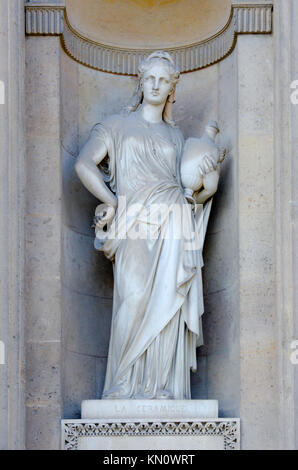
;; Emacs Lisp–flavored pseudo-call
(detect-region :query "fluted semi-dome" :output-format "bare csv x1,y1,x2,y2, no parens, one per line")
65,0,232,49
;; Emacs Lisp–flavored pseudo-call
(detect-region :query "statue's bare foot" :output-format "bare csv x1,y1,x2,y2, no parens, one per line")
156,389,173,399
133,392,154,399
102,385,129,399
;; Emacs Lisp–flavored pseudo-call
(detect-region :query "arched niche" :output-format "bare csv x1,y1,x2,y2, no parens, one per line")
59,0,237,418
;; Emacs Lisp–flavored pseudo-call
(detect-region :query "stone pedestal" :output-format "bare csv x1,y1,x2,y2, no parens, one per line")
81,399,219,420
61,400,240,450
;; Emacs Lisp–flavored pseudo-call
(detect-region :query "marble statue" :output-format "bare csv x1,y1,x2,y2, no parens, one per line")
75,51,225,400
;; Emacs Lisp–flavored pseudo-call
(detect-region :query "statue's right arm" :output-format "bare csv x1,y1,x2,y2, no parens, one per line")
75,133,117,208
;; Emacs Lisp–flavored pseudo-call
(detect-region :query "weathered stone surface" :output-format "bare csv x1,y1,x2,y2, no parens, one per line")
26,214,61,279
62,147,98,236
62,286,112,357
26,342,61,407
62,226,113,298
77,65,136,147
60,50,79,158
26,277,61,343
238,35,277,450
0,0,26,450
26,405,61,450
62,348,97,419
175,65,219,139
26,136,61,215
25,35,63,451
273,0,298,450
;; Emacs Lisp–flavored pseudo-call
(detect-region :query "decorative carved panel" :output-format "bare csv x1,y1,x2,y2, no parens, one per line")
62,419,241,450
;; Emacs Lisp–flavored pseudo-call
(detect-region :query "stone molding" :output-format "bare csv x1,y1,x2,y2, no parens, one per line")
25,4,64,35
234,4,273,33
61,419,240,450
25,2,273,74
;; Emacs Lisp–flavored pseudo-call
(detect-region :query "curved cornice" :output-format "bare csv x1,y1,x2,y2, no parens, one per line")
25,3,273,75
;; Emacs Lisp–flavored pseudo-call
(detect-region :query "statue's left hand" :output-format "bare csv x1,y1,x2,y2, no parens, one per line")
201,154,218,175
218,147,227,163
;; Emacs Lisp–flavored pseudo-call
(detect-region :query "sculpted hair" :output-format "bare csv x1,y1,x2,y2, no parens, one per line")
123,51,180,127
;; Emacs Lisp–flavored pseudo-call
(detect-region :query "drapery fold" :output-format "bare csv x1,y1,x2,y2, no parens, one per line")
88,112,209,399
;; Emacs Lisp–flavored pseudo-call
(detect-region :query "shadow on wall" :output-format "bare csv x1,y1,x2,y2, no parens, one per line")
61,51,114,419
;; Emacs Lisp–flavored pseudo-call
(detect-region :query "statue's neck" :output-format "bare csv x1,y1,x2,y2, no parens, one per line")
140,102,164,124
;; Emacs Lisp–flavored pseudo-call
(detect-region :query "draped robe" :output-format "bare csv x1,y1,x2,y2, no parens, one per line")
88,111,210,399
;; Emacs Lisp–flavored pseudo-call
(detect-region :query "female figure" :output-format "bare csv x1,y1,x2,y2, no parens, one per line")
75,51,219,400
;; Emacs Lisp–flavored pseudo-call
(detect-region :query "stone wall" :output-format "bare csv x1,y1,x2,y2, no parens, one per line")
0,0,296,451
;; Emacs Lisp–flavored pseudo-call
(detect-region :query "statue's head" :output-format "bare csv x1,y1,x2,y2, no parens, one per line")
125,51,180,126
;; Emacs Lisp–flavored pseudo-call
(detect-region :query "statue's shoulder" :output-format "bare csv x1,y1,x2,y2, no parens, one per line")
174,125,184,141
92,113,124,135
168,123,184,149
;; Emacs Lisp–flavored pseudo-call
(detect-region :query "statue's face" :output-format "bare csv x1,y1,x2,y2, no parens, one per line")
142,62,173,106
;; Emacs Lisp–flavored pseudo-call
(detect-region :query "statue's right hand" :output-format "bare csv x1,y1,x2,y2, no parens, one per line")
93,203,116,229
